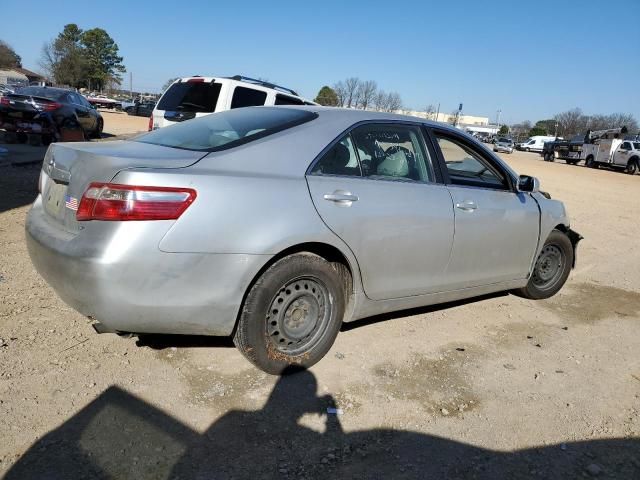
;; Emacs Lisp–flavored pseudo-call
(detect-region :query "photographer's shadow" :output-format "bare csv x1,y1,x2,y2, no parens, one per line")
5,369,639,479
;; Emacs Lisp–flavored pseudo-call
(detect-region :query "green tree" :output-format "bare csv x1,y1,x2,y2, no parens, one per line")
81,28,125,91
40,24,87,87
498,124,509,135
314,86,339,106
0,40,21,69
529,126,547,136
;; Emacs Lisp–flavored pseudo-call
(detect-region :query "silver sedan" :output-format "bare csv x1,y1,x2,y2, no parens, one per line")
494,138,515,154
26,107,581,374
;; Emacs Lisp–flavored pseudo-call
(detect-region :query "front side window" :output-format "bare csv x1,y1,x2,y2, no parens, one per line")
350,124,433,182
621,142,632,150
231,87,268,109
310,135,361,176
136,107,316,151
435,134,508,190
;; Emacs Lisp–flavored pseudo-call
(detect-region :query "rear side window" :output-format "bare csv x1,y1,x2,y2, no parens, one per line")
231,87,267,109
135,107,317,151
157,82,222,113
275,94,305,106
310,135,361,176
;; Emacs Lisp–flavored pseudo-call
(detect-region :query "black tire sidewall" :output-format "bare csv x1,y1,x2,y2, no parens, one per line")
234,254,345,374
521,230,573,300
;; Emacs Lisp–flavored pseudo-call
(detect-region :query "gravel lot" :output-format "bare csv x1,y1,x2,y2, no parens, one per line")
0,121,639,479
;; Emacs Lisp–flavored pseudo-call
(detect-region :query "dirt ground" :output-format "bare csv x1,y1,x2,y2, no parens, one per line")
0,125,639,479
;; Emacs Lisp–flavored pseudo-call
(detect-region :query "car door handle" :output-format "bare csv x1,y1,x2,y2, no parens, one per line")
455,200,477,211
324,192,359,203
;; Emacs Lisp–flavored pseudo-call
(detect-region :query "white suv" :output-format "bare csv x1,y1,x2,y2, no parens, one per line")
150,75,315,130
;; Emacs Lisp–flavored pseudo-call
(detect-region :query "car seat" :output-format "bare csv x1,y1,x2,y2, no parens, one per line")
376,150,409,178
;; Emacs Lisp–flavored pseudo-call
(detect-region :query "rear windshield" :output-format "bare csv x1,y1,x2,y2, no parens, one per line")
135,107,317,151
14,87,67,100
157,81,222,113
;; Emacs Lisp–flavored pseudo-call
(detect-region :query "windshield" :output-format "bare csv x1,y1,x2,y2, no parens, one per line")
157,81,222,113
135,107,317,151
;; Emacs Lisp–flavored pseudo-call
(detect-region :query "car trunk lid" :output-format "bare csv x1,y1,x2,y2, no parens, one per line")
41,140,207,233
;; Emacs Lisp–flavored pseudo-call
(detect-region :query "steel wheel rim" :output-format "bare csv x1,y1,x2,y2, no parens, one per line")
532,244,565,290
266,276,332,355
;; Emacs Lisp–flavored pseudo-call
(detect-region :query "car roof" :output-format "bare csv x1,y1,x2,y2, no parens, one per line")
191,106,519,181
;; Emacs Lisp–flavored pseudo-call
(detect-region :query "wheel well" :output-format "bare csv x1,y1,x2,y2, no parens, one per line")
628,156,639,165
232,242,356,335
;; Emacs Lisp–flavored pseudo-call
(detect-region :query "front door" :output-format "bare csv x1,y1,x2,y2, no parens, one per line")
431,130,540,289
306,123,455,300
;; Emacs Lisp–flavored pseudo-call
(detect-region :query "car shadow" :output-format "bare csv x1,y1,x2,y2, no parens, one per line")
5,369,639,480
0,159,40,214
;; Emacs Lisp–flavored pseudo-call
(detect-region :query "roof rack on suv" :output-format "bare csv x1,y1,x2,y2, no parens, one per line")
228,75,299,97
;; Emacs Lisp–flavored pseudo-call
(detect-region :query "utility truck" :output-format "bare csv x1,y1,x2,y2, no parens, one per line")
583,127,639,175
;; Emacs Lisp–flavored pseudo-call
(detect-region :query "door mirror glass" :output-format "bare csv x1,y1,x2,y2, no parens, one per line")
517,175,540,192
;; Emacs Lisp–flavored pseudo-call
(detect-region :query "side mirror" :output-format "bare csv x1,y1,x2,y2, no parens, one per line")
517,175,540,193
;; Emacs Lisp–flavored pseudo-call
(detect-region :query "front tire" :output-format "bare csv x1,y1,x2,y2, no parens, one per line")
233,253,346,374
625,159,638,175
514,230,573,300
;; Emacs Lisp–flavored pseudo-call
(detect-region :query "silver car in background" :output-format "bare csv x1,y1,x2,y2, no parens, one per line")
26,107,581,374
494,137,515,154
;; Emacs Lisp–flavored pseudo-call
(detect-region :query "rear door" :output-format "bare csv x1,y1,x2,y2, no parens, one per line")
430,129,539,289
306,122,455,300
68,93,95,132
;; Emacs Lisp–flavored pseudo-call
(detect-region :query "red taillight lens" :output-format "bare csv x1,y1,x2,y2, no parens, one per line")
42,101,62,111
187,77,204,83
148,115,153,131
0,96,10,106
76,183,197,221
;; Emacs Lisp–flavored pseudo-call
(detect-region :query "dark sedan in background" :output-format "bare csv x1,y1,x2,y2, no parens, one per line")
0,86,103,142
125,101,155,117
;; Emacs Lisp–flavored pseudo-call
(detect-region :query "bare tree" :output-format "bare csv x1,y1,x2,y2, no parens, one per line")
386,92,402,112
343,77,360,108
355,80,377,110
554,108,585,138
373,90,387,111
424,104,436,120
332,81,347,107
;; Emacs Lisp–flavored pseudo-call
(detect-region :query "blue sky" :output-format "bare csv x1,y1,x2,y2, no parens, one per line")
3,0,639,123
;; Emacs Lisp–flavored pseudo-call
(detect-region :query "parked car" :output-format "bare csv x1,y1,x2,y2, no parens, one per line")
125,101,155,117
0,86,103,141
150,75,316,130
493,137,514,154
26,107,581,374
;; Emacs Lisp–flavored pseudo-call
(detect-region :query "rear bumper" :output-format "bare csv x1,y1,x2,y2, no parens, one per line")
26,198,271,336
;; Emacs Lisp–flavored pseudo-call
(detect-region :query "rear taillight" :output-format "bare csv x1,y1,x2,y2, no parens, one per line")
34,100,62,111
42,102,62,111
187,77,204,83
76,183,196,221
148,115,153,131
0,96,9,106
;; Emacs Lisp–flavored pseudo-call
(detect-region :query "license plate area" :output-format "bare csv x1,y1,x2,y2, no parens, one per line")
44,180,68,218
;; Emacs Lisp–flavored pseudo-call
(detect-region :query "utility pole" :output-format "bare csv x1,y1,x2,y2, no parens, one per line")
129,72,133,100
435,103,440,122
496,109,502,126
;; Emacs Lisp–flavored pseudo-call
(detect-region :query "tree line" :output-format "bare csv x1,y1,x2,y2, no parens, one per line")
39,24,125,91
314,78,403,112
510,109,638,140
0,40,21,69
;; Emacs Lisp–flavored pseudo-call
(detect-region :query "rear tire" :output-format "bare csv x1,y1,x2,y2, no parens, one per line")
514,230,573,300
233,253,345,374
90,118,103,139
586,155,597,168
